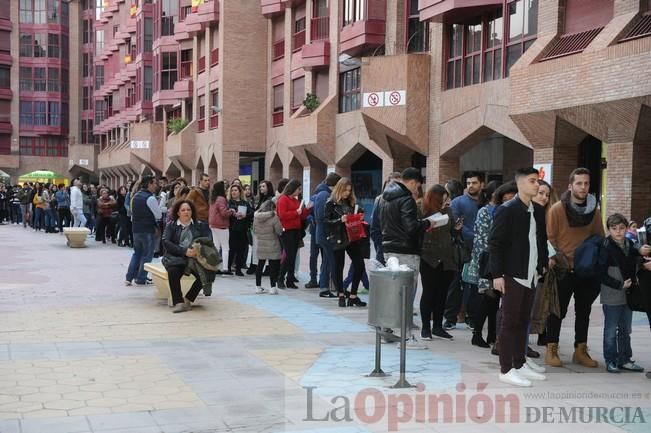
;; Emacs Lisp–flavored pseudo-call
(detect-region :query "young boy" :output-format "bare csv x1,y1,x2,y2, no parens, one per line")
600,213,648,373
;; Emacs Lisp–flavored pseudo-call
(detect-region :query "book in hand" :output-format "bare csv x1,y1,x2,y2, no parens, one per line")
237,205,248,216
426,212,449,228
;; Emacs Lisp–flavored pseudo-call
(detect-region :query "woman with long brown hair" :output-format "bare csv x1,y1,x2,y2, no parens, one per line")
420,185,461,339
324,178,367,307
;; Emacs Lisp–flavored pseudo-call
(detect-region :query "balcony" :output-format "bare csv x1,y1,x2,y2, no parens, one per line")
209,114,219,129
360,53,431,156
302,17,330,70
286,95,337,163
273,39,285,60
198,118,206,132
166,120,197,168
340,0,387,55
261,0,284,18
98,122,164,174
311,16,329,41
185,0,220,27
418,0,502,22
173,78,193,100
272,110,284,127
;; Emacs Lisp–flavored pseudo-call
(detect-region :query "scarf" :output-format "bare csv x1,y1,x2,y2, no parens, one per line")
560,190,597,228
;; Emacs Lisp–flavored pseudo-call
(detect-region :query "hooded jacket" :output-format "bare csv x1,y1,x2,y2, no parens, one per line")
311,182,332,244
253,200,283,260
378,181,430,255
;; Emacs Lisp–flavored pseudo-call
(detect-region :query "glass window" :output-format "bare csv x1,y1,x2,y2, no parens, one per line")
0,66,9,88
20,0,33,23
20,101,33,125
343,0,365,26
48,34,60,58
95,30,104,53
160,52,177,90
19,34,32,57
47,0,59,24
407,0,429,53
144,18,153,52
48,67,59,92
34,101,46,125
61,35,69,60
34,0,47,24
83,86,90,110
161,0,178,36
144,66,153,101
34,34,47,58
34,67,46,91
292,77,305,110
95,65,104,90
273,84,283,111
19,67,32,91
48,101,60,126
339,68,361,113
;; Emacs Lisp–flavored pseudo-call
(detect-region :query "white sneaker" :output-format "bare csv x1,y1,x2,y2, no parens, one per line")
526,357,546,373
517,363,546,381
404,334,427,350
255,287,265,294
269,287,278,295
499,368,532,387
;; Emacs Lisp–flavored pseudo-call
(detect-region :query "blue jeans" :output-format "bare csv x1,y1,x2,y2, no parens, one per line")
318,242,334,291
126,232,155,284
602,304,633,366
33,208,44,230
45,208,57,230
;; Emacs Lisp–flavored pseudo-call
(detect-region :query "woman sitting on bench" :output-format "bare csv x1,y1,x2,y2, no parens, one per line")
162,199,211,313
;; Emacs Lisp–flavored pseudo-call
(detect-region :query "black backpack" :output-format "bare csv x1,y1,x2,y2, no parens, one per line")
574,235,608,278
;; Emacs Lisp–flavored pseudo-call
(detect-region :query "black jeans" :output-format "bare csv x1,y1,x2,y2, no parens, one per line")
95,216,114,242
279,229,301,283
118,214,132,245
57,208,71,232
545,271,600,346
166,265,202,306
500,277,535,374
256,259,280,287
229,229,248,272
309,231,320,281
444,272,463,324
332,241,365,296
474,289,501,343
420,260,455,330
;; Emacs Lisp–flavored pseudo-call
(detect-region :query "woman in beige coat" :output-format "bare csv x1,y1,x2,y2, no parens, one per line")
253,199,283,294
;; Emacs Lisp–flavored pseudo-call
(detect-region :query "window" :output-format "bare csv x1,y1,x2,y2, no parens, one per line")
506,0,538,76
34,34,47,58
47,0,59,24
0,134,9,155
20,0,33,23
19,34,33,57
83,19,93,44
95,100,105,124
95,65,104,90
48,34,60,59
339,68,361,113
446,24,463,89
48,101,60,126
294,16,306,51
161,0,178,36
61,69,68,95
83,54,91,78
209,89,219,128
35,0,46,24
61,35,69,60
180,49,192,78
20,67,32,91
20,101,33,125
83,86,91,110
407,0,429,52
34,67,46,91
272,84,284,126
291,77,305,112
160,52,177,90
144,18,153,52
48,68,59,92
484,10,503,82
198,95,205,132
144,66,153,101
464,20,482,86
95,0,104,20
0,67,9,88
343,0,365,26
34,101,46,125
95,30,104,53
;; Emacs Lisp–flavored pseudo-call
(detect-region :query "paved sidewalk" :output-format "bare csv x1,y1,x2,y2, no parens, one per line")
0,224,650,433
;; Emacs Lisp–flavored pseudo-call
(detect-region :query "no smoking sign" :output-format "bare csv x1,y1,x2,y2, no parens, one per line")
362,90,406,108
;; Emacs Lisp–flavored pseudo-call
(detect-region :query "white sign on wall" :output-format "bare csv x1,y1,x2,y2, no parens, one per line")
327,166,336,174
536,163,552,183
362,90,407,108
79,159,89,166
130,140,150,149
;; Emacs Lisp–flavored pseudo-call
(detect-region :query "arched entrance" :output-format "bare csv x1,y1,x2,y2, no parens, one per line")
269,154,283,187
350,150,383,217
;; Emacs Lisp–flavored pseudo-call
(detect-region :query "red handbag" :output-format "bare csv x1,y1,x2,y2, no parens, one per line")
344,213,367,243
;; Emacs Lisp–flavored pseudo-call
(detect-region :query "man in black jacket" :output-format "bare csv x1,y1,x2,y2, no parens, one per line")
488,168,549,387
378,167,433,347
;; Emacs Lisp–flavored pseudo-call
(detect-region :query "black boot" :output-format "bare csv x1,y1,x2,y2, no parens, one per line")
471,332,490,348
246,264,257,275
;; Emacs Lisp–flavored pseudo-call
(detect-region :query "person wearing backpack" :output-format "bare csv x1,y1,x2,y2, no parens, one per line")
545,168,605,368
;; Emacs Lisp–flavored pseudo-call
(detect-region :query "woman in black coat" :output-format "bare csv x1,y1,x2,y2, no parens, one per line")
162,199,210,313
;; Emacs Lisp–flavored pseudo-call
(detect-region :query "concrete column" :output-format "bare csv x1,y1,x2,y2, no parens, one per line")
631,107,651,223
614,0,643,16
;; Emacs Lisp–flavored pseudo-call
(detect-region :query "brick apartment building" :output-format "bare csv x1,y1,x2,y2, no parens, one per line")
0,0,649,221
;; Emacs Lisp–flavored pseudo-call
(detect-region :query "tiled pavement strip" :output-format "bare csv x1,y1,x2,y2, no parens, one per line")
1,224,651,433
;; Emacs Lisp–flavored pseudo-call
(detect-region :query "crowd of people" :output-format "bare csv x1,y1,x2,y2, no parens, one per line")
3,164,651,384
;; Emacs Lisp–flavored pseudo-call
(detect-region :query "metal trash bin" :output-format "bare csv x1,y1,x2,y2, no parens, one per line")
368,269,415,329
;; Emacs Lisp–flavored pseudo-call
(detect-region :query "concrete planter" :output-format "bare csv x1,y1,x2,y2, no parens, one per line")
63,228,91,248
144,263,196,306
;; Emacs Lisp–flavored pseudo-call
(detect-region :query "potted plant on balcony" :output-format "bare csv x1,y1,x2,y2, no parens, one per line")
303,93,320,113
167,118,189,135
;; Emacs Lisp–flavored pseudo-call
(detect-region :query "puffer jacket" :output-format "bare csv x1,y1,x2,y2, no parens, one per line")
378,181,429,255
253,200,283,260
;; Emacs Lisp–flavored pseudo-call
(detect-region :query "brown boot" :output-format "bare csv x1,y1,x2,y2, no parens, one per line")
572,343,598,368
545,343,562,367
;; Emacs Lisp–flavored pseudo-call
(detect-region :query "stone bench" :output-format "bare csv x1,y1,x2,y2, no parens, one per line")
63,227,91,248
144,262,196,307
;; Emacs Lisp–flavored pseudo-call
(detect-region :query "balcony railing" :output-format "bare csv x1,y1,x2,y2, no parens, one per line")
210,48,219,66
198,118,205,132
311,16,329,41
209,115,219,129
272,110,284,127
180,61,192,79
273,39,285,60
293,30,306,52
198,56,206,73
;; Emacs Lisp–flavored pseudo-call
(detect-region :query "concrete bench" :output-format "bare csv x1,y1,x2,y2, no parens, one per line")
144,262,196,307
63,227,91,248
